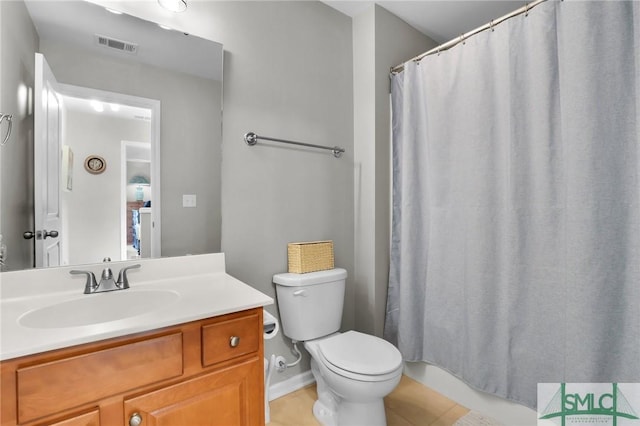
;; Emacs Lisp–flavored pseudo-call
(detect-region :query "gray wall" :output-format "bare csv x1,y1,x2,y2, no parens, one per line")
0,1,38,271
40,40,223,258
215,2,355,382
353,5,437,336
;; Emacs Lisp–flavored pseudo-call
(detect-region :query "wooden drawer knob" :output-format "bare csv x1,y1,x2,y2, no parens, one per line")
130,412,142,426
229,336,240,348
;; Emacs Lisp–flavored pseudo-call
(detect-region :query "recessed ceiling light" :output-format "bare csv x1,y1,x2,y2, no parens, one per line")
105,7,123,15
109,103,121,112
157,0,187,13
158,24,172,30
90,100,104,113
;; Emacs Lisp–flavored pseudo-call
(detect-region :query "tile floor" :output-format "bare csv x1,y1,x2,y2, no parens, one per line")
268,375,470,426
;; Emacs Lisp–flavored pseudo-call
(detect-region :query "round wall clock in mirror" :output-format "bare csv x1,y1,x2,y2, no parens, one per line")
84,155,106,174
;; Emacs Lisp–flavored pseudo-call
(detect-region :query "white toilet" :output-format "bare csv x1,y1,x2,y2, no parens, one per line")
273,268,403,426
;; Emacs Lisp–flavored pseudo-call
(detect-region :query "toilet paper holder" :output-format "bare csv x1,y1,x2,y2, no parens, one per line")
263,310,279,340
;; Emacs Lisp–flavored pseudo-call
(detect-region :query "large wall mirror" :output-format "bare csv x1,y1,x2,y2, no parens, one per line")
0,0,223,271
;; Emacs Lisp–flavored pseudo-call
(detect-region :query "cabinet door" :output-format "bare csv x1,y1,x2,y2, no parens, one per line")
124,358,263,426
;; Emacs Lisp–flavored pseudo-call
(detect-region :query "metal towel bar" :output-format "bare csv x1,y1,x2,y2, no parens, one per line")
244,131,345,158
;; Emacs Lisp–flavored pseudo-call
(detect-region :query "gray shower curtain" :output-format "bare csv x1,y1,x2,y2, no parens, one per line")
385,0,640,409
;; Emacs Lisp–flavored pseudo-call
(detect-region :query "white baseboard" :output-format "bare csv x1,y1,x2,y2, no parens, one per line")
268,370,316,401
404,362,538,426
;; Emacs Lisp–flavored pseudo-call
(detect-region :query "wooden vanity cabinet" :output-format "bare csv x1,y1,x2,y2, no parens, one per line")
0,308,264,426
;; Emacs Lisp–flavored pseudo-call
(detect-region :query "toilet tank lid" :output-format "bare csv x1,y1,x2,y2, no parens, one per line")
273,268,347,286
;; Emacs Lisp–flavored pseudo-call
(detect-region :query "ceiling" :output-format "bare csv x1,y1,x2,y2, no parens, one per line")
24,0,223,82
63,96,152,121
27,0,528,81
324,1,528,44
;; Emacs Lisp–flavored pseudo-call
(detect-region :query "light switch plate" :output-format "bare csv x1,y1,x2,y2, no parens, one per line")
183,194,197,208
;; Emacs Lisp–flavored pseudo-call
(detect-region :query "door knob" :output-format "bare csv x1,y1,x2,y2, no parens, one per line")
43,230,59,239
23,230,59,239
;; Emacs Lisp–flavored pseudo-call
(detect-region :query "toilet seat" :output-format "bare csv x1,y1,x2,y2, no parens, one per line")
316,331,403,382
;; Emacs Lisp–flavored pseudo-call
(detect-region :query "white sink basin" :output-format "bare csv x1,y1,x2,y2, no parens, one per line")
18,290,180,328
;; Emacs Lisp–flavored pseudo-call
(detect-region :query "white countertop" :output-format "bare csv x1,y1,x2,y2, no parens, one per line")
0,253,273,361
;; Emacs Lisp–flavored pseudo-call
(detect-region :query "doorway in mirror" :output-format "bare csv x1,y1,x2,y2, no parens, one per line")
123,141,153,260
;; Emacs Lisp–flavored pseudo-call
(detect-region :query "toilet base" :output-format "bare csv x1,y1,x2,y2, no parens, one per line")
310,358,390,426
313,398,337,426
313,399,387,426
312,358,340,426
337,400,387,426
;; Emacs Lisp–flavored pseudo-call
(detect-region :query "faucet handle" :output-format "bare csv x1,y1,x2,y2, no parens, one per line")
117,264,141,289
70,270,99,294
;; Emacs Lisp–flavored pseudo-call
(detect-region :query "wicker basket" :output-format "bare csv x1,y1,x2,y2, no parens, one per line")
287,240,334,274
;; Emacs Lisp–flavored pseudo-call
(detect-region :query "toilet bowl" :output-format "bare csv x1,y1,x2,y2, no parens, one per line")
273,268,404,426
305,331,403,426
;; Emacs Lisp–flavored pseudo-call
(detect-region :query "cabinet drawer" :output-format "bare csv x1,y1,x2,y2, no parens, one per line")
17,333,183,424
202,312,260,367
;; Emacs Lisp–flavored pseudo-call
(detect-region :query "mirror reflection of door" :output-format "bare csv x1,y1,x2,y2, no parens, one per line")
33,53,62,268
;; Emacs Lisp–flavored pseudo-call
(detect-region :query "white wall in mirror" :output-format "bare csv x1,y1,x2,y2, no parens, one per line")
61,99,151,265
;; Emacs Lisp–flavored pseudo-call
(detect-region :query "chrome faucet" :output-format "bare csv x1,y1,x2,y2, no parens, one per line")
99,257,117,290
71,258,141,294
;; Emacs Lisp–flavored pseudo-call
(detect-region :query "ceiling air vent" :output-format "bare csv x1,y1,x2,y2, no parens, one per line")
95,34,138,55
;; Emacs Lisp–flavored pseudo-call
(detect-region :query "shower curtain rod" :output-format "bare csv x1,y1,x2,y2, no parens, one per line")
391,0,548,74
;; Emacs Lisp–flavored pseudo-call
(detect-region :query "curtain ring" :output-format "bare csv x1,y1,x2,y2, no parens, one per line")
490,20,495,32
459,34,465,45
0,114,13,146
525,2,530,17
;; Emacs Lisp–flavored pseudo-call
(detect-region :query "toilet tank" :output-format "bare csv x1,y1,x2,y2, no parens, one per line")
273,268,347,341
